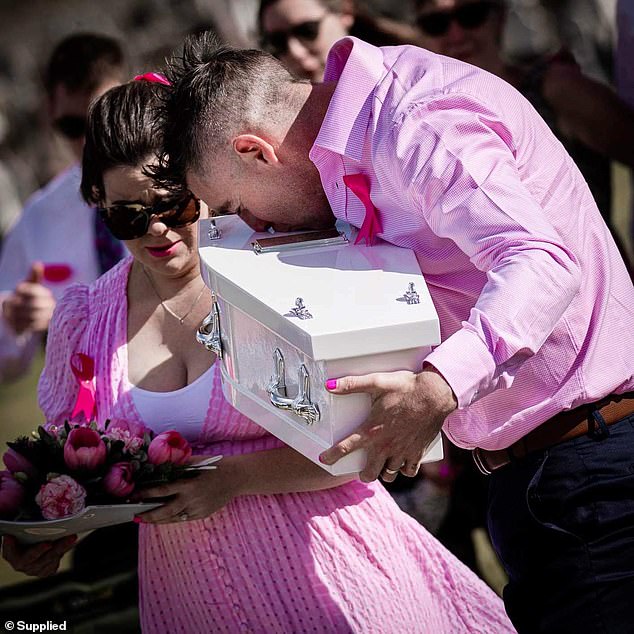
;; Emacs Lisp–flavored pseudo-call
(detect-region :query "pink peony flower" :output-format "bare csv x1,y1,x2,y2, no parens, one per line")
103,462,135,498
106,419,148,454
148,431,192,465
3,448,37,478
35,475,86,520
64,427,107,471
0,471,25,518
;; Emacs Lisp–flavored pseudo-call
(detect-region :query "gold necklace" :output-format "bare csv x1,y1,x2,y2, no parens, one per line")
142,266,207,325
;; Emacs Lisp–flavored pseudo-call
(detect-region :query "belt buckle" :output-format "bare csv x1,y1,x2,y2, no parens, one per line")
472,447,493,476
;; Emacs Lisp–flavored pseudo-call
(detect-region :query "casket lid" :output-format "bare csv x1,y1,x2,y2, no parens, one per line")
198,216,440,361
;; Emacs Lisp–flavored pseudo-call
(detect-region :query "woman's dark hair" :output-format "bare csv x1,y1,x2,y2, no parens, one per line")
81,80,168,205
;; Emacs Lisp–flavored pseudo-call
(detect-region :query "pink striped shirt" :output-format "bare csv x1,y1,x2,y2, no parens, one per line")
310,37,634,451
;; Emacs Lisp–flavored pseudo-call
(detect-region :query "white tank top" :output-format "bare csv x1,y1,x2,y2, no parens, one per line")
129,365,214,441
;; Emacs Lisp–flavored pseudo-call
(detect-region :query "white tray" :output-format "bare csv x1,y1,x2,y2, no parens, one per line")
0,503,162,544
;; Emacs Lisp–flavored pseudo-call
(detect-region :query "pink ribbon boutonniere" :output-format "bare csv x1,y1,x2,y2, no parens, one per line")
343,173,383,247
70,353,97,422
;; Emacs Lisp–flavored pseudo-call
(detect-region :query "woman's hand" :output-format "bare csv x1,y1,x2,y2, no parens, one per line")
135,447,356,524
2,534,77,577
135,456,244,524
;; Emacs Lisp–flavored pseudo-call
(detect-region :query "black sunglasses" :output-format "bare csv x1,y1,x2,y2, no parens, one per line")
260,14,327,56
53,115,87,140
417,2,499,37
98,192,201,241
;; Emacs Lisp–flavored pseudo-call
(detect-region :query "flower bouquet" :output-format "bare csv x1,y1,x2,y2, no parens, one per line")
0,420,220,543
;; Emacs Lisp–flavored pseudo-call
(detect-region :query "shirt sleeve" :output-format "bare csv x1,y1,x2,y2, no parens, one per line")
392,96,582,409
0,213,40,383
38,283,89,424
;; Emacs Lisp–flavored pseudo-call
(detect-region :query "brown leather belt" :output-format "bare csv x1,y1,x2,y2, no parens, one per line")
473,392,634,475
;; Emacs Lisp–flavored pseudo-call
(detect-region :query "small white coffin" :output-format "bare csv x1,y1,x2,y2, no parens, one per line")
197,215,443,475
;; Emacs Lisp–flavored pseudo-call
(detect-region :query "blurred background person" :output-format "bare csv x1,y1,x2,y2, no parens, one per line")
503,0,616,83
414,0,634,244
0,33,126,384
258,0,421,81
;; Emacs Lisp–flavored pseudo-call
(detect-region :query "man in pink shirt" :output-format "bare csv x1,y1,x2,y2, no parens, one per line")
158,33,634,631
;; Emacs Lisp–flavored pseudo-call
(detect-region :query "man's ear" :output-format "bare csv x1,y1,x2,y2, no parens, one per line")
232,134,279,167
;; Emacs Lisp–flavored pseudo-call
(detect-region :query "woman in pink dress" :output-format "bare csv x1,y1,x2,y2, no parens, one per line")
3,77,514,633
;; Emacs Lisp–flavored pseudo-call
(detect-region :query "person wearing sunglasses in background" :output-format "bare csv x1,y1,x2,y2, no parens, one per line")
0,33,125,384
258,0,422,82
415,0,634,263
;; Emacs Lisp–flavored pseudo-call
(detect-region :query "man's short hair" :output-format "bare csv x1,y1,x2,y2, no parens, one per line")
153,31,302,192
44,33,124,96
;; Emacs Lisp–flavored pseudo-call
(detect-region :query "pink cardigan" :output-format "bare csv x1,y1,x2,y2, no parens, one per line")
38,256,283,456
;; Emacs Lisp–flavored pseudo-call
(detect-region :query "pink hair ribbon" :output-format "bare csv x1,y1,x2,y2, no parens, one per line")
133,72,171,86
70,353,97,422
343,174,383,247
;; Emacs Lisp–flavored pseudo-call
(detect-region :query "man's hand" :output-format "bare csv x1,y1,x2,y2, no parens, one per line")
2,262,56,335
319,367,457,483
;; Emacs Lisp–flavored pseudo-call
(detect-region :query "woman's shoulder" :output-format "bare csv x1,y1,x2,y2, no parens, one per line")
91,256,133,296
53,256,132,328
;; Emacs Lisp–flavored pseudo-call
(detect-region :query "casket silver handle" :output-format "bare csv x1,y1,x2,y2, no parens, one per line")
196,293,223,359
292,364,321,425
266,348,320,425
267,348,293,409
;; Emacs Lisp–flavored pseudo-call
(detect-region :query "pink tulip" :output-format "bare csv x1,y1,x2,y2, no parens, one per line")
35,475,86,520
2,448,37,478
64,427,107,471
0,471,24,519
106,419,148,454
103,462,135,498
148,431,192,465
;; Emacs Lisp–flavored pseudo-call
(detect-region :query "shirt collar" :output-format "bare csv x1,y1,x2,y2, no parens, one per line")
311,37,385,162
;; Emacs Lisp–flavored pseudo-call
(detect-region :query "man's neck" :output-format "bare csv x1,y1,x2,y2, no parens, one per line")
285,81,337,156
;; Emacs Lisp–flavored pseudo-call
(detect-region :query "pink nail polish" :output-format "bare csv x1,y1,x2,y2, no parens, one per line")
319,454,326,463
326,379,337,390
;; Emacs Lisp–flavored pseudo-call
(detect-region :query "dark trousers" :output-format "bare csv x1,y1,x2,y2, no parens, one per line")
487,412,634,634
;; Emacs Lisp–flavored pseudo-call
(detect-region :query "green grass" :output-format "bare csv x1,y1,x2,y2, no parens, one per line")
0,350,45,435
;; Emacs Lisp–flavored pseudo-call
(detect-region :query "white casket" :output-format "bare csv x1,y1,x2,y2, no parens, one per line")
197,215,444,475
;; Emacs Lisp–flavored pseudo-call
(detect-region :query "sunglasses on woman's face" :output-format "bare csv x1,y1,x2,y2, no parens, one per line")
417,1,498,37
260,14,327,57
98,192,201,241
